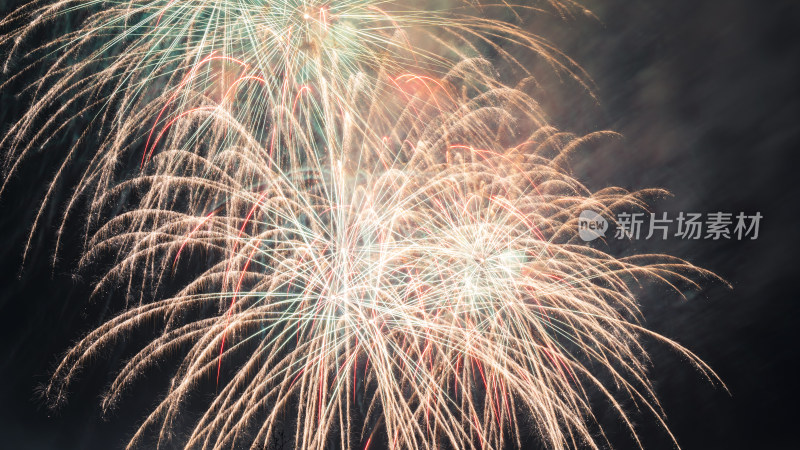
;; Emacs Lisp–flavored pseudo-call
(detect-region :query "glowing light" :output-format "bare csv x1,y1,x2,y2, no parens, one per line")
0,1,723,449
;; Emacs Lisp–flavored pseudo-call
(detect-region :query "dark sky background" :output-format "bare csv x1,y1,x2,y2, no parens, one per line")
1,0,799,449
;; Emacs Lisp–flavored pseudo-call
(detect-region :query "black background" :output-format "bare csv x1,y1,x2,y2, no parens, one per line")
1,0,799,448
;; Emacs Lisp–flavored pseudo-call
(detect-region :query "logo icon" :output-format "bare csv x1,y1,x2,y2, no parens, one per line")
578,210,608,242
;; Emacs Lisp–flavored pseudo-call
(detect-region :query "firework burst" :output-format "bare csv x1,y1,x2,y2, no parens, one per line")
1,1,722,449
38,63,720,449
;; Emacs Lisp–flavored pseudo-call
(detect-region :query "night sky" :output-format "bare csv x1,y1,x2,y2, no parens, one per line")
1,0,799,449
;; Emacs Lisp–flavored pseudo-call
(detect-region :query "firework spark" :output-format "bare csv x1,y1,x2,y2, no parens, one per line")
1,1,722,449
